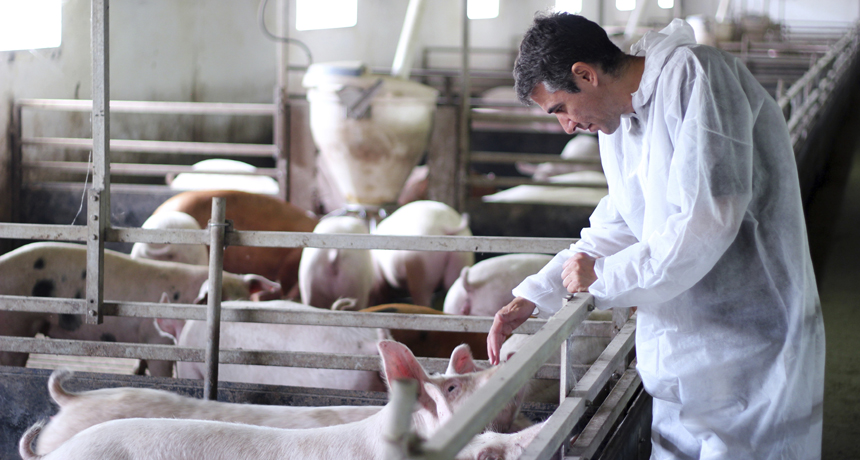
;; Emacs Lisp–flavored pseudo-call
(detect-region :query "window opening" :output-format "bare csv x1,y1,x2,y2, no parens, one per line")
468,0,499,19
0,0,62,52
296,0,357,31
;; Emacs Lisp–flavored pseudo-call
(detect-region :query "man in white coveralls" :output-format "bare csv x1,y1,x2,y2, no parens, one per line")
487,12,825,460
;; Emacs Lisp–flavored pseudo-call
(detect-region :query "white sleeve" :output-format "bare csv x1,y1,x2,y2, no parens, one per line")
513,194,639,317
588,56,754,308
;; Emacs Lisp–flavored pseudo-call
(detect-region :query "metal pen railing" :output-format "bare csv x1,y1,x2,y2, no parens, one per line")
3,2,641,458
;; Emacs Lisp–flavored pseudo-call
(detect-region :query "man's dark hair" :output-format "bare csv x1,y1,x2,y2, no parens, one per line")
514,12,627,104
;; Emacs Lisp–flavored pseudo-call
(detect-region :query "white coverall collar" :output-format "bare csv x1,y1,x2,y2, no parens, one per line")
630,18,698,109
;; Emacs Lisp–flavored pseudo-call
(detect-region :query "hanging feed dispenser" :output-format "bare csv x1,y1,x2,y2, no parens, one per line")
303,61,439,211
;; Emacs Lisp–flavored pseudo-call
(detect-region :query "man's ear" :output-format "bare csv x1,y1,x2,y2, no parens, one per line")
571,62,599,87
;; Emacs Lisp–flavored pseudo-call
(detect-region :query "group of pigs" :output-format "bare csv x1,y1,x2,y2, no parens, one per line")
0,188,602,458
19,342,543,459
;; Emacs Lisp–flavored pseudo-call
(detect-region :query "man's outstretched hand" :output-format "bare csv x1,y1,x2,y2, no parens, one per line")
487,297,537,365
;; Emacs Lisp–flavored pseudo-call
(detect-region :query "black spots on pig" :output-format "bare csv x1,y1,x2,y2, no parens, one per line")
58,314,82,332
31,280,55,298
33,258,45,270
100,333,117,342
173,292,180,301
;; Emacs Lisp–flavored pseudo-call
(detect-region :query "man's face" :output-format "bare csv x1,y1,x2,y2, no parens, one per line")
531,81,623,135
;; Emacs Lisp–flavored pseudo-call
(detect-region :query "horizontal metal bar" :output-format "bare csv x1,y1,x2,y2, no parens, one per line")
467,176,609,189
24,161,278,178
0,336,568,378
110,228,576,254
470,151,602,165
572,316,637,403
0,296,562,335
22,137,277,157
0,223,87,241
15,99,276,116
470,110,558,124
421,295,594,460
0,223,575,261
0,297,86,314
567,364,642,460
24,182,203,195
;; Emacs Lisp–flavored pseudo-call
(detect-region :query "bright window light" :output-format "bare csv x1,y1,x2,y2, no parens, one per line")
658,0,674,8
296,0,357,31
555,0,583,14
0,0,62,52
468,0,499,20
616,0,636,11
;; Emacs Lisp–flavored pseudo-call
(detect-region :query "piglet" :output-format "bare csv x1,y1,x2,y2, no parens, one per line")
371,200,474,307
443,253,553,317
130,211,208,266
298,216,374,311
20,341,522,460
0,242,281,377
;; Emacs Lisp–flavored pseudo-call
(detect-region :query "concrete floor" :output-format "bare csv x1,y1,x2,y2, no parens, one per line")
809,89,860,459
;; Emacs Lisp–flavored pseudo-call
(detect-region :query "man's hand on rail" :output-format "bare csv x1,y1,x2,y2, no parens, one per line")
561,252,597,294
487,297,537,365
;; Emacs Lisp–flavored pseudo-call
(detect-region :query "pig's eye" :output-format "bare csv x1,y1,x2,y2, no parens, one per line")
447,383,458,393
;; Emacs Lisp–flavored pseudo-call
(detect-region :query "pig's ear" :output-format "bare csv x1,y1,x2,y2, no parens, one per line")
379,341,428,384
154,318,184,343
243,275,283,300
423,381,453,424
446,344,478,375
378,341,434,411
194,280,210,305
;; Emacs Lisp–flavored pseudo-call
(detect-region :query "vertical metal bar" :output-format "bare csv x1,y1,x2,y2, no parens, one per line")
86,0,110,325
274,0,290,202
204,197,227,400
9,104,22,225
558,336,576,458
456,0,470,212
384,379,418,460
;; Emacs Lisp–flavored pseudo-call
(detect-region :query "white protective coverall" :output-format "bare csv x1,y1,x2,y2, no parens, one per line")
513,19,825,460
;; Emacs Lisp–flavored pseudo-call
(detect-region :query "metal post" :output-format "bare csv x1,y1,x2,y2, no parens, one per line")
86,0,110,325
204,197,227,400
384,379,418,460
456,0,471,212
558,335,576,458
9,104,22,225
274,0,290,202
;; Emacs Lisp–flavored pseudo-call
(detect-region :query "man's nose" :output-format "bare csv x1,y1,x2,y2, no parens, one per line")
556,115,575,134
